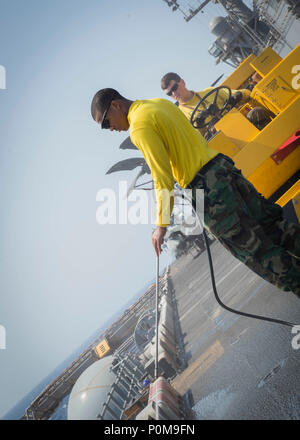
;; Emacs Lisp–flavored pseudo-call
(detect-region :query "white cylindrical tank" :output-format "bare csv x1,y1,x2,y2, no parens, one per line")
67,355,116,420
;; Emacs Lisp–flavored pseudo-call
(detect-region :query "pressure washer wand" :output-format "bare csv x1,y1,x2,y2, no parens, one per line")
155,254,160,420
155,254,159,379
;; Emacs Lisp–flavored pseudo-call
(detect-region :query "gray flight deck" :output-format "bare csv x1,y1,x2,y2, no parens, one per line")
170,240,300,420
20,237,300,420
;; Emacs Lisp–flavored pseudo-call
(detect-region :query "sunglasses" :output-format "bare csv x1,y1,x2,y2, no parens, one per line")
166,82,179,96
101,101,112,129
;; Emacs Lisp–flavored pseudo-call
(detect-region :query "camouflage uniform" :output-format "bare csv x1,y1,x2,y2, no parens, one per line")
188,154,300,296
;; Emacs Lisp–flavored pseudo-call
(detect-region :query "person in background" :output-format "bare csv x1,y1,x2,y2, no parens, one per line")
246,71,263,91
160,72,250,135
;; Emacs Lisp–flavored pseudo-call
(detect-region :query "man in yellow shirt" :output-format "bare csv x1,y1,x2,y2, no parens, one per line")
91,88,300,296
160,72,250,133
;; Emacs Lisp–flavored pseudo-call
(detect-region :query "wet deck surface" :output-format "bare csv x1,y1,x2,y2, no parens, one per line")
170,241,300,420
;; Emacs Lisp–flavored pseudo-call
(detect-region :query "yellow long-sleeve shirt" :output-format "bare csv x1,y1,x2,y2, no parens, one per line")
128,98,218,227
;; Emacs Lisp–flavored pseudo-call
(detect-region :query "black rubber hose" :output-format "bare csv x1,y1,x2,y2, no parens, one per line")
202,228,298,328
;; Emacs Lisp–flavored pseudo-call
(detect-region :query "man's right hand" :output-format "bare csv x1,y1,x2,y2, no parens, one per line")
152,226,167,256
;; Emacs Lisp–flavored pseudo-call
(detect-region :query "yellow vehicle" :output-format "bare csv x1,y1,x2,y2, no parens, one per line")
191,44,300,223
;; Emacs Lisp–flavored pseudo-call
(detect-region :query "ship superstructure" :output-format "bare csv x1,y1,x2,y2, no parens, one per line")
163,0,300,66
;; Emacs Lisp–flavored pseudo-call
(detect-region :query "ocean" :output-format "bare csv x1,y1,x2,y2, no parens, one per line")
1,276,159,420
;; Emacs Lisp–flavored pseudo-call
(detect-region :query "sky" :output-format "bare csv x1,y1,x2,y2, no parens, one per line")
0,0,236,417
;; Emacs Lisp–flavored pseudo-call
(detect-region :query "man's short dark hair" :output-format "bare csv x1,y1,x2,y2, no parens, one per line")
91,88,125,121
161,72,181,90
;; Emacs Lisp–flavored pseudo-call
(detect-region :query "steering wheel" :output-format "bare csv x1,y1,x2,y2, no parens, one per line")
190,86,232,129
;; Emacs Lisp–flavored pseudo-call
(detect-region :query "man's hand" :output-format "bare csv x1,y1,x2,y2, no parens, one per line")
152,226,167,256
228,91,243,107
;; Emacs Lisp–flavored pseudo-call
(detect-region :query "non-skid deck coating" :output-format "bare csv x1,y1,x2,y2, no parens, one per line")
170,241,300,420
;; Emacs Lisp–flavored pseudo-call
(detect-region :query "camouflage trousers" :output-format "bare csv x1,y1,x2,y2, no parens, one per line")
188,154,300,296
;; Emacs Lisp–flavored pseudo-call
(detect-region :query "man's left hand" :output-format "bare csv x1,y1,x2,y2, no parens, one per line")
228,91,243,107
152,226,167,256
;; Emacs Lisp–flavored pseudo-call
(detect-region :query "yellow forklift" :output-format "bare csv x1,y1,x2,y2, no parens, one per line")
190,44,300,223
